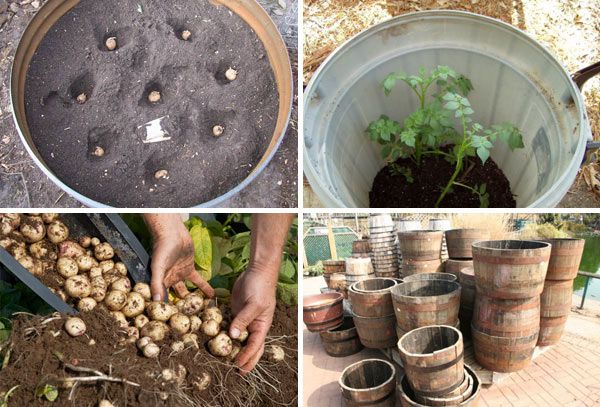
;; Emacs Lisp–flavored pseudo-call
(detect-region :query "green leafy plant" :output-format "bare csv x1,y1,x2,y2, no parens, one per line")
367,65,524,207
388,163,414,183
454,182,490,208
34,384,58,402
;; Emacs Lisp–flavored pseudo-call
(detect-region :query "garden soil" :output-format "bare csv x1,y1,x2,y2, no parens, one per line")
24,0,279,207
370,155,516,208
0,304,298,406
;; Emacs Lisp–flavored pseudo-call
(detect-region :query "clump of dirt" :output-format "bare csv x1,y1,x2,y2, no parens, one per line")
0,304,298,406
25,0,279,207
370,154,516,208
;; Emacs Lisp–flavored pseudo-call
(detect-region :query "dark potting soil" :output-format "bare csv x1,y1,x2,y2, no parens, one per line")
24,0,279,207
0,304,298,407
369,154,517,208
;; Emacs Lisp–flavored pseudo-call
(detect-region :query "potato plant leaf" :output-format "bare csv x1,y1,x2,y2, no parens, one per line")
189,224,212,281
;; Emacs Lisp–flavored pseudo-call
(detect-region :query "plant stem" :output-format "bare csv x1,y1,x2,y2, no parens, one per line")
435,114,467,207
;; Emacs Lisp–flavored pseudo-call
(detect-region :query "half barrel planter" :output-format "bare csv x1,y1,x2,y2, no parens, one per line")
445,259,474,278
402,272,457,283
319,316,363,357
543,238,585,281
398,364,481,407
303,292,344,332
471,295,540,372
458,266,476,339
538,279,574,346
350,278,398,349
472,240,551,299
398,230,444,261
346,257,376,287
397,325,464,397
323,259,346,287
402,258,444,277
445,229,491,259
339,359,396,406
390,280,461,334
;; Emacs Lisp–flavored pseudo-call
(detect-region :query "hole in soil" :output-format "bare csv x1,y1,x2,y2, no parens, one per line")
130,49,148,69
86,127,114,160
68,72,96,102
139,81,164,107
41,91,71,108
167,18,193,41
209,60,237,85
201,109,237,138
96,27,132,51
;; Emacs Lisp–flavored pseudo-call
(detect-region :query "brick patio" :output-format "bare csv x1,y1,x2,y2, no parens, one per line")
302,277,600,407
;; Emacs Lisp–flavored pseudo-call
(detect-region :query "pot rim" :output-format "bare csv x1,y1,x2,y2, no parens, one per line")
398,325,463,358
304,10,588,209
338,358,396,393
11,0,293,208
472,239,551,251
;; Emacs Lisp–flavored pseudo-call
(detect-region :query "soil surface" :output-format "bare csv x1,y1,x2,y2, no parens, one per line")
24,0,279,208
0,304,298,406
369,155,516,208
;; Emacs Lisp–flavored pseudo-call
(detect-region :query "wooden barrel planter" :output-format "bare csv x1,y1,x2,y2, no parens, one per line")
543,238,585,281
320,317,363,357
323,260,346,275
391,280,461,333
375,271,399,279
349,278,397,317
472,295,540,337
353,239,372,254
472,240,551,299
398,231,443,261
445,259,473,277
414,369,473,406
398,325,464,397
303,292,344,332
397,220,422,232
540,279,573,317
402,272,457,283
330,273,347,297
369,214,395,229
346,258,375,276
445,229,491,259
471,324,538,372
458,267,476,339
402,259,443,276
340,359,396,406
353,313,398,349
398,364,481,407
396,319,460,342
347,273,376,288
537,316,568,346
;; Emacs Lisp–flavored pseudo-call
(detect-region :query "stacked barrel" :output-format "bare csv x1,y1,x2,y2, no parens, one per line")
397,325,481,406
471,240,551,372
398,230,444,277
538,238,585,346
444,229,490,337
351,238,371,258
429,219,452,260
322,259,345,289
368,214,400,278
349,278,398,349
345,257,375,288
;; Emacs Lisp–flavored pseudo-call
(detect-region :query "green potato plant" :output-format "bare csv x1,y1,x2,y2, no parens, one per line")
367,65,525,207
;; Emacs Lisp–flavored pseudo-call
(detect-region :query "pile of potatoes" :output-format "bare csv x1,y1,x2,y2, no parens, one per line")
0,214,255,362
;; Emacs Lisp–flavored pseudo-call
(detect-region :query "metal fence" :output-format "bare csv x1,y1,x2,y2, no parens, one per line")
304,226,359,265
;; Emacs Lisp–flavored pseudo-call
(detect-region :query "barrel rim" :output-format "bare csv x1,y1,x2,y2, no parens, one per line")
303,292,344,310
472,239,551,251
350,278,397,293
398,230,444,237
398,325,463,358
339,358,396,394
402,272,457,283
391,280,461,299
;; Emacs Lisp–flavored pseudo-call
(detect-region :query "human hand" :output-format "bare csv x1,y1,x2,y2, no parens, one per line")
228,265,277,374
145,214,214,301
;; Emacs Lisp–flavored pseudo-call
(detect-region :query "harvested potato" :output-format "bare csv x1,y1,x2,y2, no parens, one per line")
41,260,56,274
2,214,21,228
103,269,121,285
114,262,127,276
237,329,249,343
182,333,199,349
56,257,79,278
90,276,107,302
58,240,86,259
0,221,13,235
29,240,57,260
171,341,185,353
41,213,58,223
143,342,160,358
134,314,150,329
174,364,187,385
169,313,191,335
140,321,169,342
110,311,128,328
10,245,27,260
111,277,132,293
126,326,140,339
137,336,152,350
228,345,241,361
47,221,69,244
147,301,175,322
64,317,86,337
77,297,97,312
193,372,211,392
201,319,220,337
179,294,204,316
18,256,42,276
189,315,202,332
105,37,117,51
122,292,145,318
202,307,223,324
133,282,151,301
98,400,115,407
162,368,176,382
64,275,91,298
76,255,97,272
98,260,115,273
94,242,114,261
89,266,103,278
264,345,285,363
50,288,68,302
78,235,92,248
20,216,45,243
208,332,232,357
104,290,127,311
90,237,100,247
